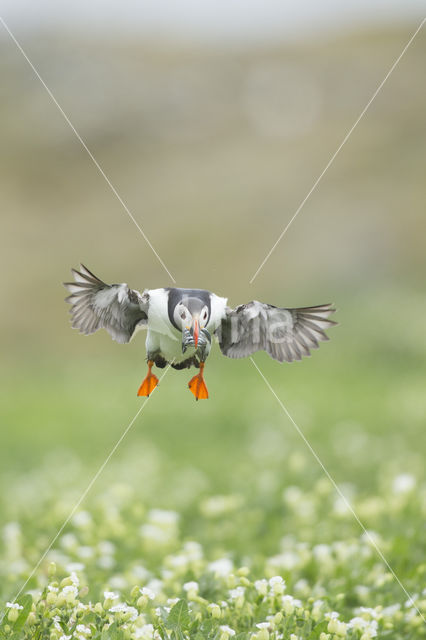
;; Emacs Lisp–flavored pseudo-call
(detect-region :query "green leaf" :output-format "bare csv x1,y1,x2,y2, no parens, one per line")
167,599,191,631
308,619,329,639
101,622,126,640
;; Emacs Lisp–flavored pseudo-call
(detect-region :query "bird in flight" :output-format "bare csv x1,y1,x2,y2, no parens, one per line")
64,265,337,400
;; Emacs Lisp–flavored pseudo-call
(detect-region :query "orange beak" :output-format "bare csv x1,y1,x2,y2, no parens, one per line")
192,317,199,347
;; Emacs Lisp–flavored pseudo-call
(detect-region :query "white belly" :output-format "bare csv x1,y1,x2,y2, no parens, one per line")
145,287,227,363
147,329,197,363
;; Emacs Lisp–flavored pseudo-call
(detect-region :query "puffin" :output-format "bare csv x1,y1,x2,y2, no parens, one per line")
64,265,337,400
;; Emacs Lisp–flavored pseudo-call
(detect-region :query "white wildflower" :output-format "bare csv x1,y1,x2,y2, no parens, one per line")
382,603,401,617
146,579,163,596
183,580,198,592
254,579,268,596
66,562,86,573
208,558,233,577
282,486,303,505
282,595,298,615
325,611,340,620
147,509,179,526
229,586,245,608
267,551,300,571
109,603,138,621
98,541,116,555
183,581,199,598
348,617,378,638
60,533,78,550
98,556,115,569
134,624,155,639
200,494,242,517
393,473,416,494
140,524,171,545
6,602,23,610
69,571,80,586
61,585,78,602
140,587,155,600
358,606,379,618
183,540,203,560
72,511,92,528
229,586,245,599
269,575,285,595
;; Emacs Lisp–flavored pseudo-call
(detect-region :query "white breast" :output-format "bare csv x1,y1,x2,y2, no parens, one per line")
145,288,188,362
145,288,228,363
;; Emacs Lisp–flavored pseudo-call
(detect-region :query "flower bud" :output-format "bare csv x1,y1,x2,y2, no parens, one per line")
137,595,148,609
208,603,221,619
327,619,338,634
8,607,20,622
60,577,72,588
130,585,140,600
27,611,37,625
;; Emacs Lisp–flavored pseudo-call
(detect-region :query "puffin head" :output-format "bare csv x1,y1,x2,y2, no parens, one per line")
173,296,209,349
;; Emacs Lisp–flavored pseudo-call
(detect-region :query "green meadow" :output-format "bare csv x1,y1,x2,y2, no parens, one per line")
1,290,426,638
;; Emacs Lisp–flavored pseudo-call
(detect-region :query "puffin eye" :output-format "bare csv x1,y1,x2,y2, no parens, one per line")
180,310,186,320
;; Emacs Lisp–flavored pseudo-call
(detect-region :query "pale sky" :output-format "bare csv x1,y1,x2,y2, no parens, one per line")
1,0,425,42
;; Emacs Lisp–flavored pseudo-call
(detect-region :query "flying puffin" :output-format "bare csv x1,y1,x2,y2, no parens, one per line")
64,265,337,400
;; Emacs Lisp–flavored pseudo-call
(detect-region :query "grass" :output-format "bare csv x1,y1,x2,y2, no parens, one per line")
0,291,425,638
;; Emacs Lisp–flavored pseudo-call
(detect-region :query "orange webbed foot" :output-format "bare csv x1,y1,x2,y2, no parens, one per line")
188,362,209,400
137,360,159,397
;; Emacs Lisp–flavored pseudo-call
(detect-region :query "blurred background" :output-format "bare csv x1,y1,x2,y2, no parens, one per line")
0,0,425,611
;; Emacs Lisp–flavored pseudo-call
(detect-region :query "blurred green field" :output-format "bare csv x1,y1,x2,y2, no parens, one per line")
1,289,426,638
0,21,425,640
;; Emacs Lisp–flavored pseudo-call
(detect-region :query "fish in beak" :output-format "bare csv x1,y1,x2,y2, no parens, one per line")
181,314,200,353
192,316,199,347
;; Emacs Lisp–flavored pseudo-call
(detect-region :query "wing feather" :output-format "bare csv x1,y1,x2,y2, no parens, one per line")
217,301,337,363
64,265,149,343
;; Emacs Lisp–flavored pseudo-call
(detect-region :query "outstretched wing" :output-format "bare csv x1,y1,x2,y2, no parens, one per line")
64,264,149,344
216,301,336,363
